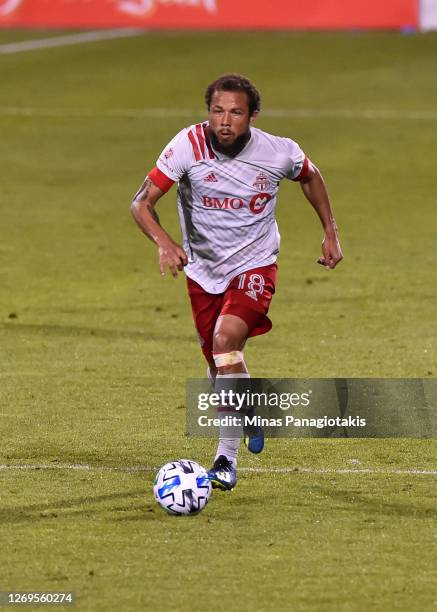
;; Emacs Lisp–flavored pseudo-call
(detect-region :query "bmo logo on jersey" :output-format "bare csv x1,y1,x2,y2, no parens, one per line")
202,196,244,210
201,193,272,214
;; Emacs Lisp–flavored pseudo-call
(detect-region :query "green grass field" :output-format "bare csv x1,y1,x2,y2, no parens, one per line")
0,30,436,611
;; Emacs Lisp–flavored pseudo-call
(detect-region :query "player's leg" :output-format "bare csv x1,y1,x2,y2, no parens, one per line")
212,264,278,468
207,314,249,490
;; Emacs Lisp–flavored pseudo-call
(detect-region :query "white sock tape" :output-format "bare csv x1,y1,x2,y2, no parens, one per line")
213,351,244,368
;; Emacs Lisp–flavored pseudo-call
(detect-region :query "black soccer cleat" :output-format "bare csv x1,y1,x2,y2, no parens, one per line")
207,455,237,491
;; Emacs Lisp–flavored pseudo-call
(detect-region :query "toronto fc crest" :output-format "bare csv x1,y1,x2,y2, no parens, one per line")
253,172,270,191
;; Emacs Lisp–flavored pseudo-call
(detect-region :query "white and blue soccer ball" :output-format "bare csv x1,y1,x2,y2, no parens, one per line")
153,459,212,516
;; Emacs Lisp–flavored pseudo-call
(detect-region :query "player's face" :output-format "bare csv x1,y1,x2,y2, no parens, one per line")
208,90,255,147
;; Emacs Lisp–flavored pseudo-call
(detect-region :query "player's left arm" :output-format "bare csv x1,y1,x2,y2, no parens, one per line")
299,160,343,269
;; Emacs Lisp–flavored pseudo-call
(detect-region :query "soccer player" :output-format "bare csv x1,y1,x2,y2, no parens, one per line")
131,74,343,491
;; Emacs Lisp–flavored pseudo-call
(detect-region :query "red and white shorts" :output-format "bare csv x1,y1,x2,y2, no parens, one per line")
186,263,277,364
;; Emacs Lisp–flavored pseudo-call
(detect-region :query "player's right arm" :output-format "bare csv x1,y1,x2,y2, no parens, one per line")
131,176,188,277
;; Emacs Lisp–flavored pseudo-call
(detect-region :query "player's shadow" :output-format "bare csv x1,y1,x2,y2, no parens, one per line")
0,322,195,343
313,485,437,519
0,490,155,524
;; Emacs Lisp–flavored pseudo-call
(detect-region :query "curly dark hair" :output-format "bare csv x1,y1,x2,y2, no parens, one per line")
205,73,261,117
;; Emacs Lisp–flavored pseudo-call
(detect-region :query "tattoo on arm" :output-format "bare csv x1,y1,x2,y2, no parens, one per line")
133,177,160,225
133,177,153,202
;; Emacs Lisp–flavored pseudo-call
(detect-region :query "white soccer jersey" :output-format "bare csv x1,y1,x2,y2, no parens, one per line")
149,122,308,294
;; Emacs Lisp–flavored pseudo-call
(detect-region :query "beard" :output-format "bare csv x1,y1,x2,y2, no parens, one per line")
209,128,251,158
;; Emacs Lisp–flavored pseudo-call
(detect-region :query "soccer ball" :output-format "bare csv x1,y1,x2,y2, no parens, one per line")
153,459,212,516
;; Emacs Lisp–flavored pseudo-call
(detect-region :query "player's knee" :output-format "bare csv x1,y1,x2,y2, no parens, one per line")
213,330,242,354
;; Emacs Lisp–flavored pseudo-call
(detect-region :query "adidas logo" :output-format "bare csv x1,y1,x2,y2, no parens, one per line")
203,172,218,183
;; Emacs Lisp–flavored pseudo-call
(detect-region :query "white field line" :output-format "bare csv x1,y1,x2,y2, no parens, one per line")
0,464,436,475
0,29,144,54
1,107,437,121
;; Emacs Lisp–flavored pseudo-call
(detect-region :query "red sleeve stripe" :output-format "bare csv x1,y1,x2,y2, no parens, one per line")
293,156,309,181
202,123,216,159
195,123,206,159
148,166,175,193
188,130,201,161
